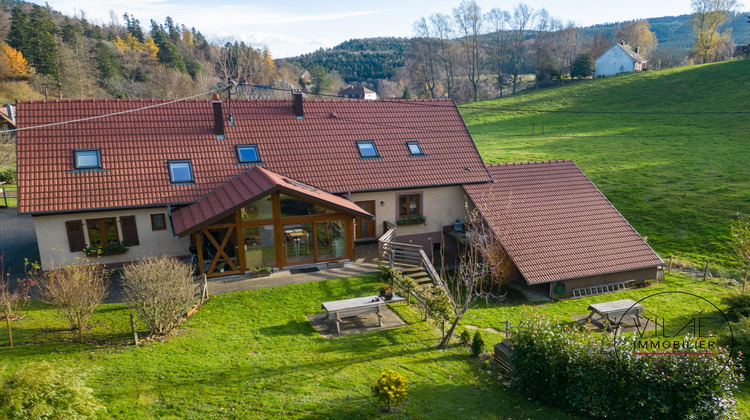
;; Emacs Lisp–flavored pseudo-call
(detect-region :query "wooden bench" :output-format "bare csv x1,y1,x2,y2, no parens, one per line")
321,294,404,334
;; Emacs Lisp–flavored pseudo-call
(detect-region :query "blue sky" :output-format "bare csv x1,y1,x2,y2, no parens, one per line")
34,0,733,58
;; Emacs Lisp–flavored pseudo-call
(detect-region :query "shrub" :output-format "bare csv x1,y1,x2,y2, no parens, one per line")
459,329,472,346
0,361,105,419
724,316,750,369
121,256,197,336
511,310,743,419
471,330,485,356
0,167,15,184
370,370,408,413
722,291,750,319
82,242,128,257
35,258,109,343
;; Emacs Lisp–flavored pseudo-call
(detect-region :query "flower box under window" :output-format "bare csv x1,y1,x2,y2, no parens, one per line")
396,215,426,226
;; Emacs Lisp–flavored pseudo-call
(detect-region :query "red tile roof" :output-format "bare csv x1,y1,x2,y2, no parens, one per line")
464,160,662,285
171,165,374,236
16,98,490,214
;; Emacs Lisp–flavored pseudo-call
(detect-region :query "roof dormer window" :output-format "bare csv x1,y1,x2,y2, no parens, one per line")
356,140,379,158
168,160,194,183
74,149,101,169
407,141,424,155
236,145,260,163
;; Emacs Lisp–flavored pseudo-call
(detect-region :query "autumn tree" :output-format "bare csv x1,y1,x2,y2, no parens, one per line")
589,27,614,61
1,43,32,80
453,0,484,102
614,20,658,59
8,6,58,79
691,0,738,63
531,8,562,85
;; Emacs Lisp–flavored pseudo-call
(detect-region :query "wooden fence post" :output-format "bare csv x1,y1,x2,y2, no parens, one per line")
743,269,747,292
703,261,709,281
667,256,672,274
130,314,139,346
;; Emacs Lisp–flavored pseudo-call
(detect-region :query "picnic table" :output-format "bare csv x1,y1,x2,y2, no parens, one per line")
587,299,644,331
321,294,404,334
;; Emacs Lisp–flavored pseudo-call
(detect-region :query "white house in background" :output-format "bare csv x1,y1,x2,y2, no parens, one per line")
338,86,377,100
594,41,647,77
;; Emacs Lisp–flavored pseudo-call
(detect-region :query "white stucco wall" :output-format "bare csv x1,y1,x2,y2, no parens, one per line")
350,185,468,240
34,207,190,270
594,46,636,77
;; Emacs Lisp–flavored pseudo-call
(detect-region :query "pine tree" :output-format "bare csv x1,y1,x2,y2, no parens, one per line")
402,87,412,99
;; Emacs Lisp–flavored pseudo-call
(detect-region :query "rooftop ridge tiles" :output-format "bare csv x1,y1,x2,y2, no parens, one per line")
484,159,573,168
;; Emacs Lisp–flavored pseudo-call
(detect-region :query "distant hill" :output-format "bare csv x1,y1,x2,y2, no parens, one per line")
585,13,749,51
284,38,407,83
283,13,749,82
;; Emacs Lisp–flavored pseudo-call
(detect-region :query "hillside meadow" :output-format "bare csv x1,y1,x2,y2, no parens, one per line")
461,59,750,273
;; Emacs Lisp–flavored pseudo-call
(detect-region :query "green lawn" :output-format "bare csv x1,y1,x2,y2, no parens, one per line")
0,183,15,208
461,59,750,273
0,275,578,419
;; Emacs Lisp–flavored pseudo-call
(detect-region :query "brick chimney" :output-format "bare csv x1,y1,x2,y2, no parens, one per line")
212,93,225,137
292,91,304,119
635,46,641,55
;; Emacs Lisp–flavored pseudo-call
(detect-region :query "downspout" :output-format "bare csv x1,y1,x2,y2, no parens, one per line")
167,204,178,238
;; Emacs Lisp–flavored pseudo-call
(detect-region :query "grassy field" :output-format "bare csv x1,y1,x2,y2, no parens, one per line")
0,274,579,419
0,183,16,208
460,59,750,273
1,273,747,418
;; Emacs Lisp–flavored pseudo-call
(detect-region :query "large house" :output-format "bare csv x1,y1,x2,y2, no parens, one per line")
338,86,377,100
16,93,662,298
594,41,647,77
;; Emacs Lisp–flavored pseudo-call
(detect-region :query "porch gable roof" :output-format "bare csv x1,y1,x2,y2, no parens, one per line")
171,166,374,236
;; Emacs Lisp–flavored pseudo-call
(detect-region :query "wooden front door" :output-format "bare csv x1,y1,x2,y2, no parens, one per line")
355,200,376,240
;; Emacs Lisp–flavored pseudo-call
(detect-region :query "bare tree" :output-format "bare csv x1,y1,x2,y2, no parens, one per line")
531,8,562,85
453,0,484,102
614,20,658,59
589,27,614,61
0,131,14,171
691,0,738,63
432,13,459,99
485,8,510,95
0,252,32,347
410,17,440,98
35,258,109,343
507,3,534,94
438,203,510,348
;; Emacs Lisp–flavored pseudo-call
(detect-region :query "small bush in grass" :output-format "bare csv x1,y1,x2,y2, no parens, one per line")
724,316,750,369
460,329,472,346
722,290,750,319
471,330,485,356
33,258,108,343
121,256,197,336
0,361,105,419
371,370,408,413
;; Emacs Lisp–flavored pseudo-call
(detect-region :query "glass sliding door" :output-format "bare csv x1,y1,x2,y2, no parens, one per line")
284,223,314,264
316,221,345,260
242,225,276,270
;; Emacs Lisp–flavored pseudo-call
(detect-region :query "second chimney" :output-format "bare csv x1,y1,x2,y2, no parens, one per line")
293,91,304,119
212,93,225,137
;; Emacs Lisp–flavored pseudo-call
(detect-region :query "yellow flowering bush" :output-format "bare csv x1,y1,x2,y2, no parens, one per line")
370,370,408,412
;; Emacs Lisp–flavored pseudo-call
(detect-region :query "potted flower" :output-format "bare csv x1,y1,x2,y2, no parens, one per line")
217,263,226,273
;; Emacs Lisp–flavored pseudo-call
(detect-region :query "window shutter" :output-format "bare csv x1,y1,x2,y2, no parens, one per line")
65,220,85,252
120,216,140,246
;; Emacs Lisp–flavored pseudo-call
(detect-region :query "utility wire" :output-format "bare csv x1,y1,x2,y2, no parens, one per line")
8,87,226,133
237,82,750,115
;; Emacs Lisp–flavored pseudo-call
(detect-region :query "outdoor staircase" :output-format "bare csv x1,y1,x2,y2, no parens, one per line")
378,222,451,296
394,264,434,286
